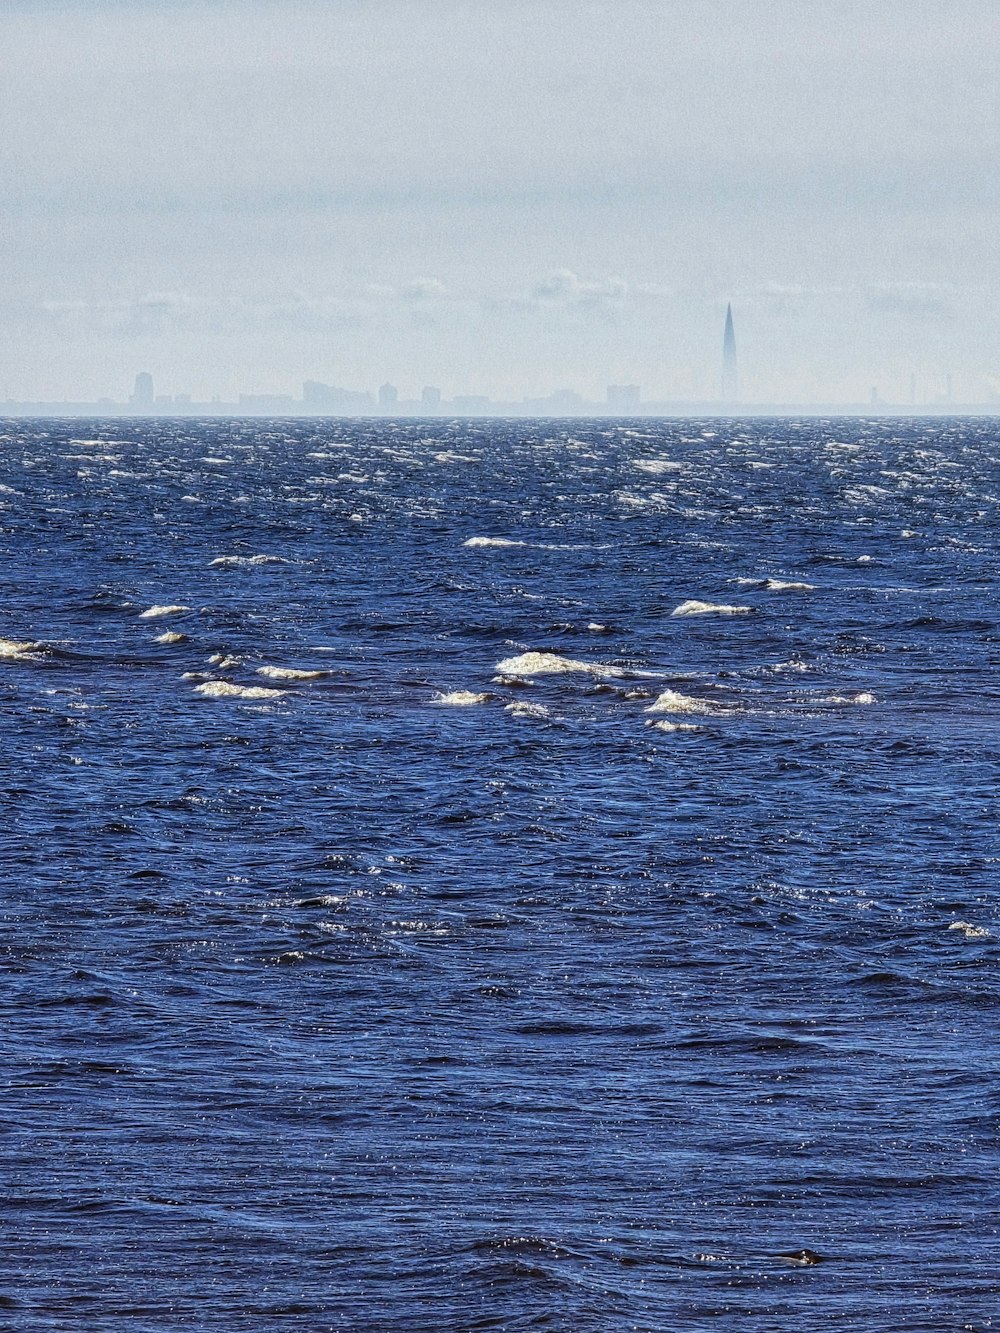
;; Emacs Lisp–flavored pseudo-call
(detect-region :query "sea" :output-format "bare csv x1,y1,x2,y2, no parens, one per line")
1,415,998,1331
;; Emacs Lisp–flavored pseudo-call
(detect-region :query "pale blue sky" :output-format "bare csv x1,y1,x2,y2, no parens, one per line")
2,0,998,403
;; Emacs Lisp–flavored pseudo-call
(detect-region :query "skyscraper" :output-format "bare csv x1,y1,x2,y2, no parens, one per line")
131,372,154,410
721,305,738,406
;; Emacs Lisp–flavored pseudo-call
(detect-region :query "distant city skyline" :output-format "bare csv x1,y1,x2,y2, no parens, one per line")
2,1,998,404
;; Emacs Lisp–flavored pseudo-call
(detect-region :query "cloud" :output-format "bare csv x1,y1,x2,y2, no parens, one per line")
401,276,448,300
866,283,955,320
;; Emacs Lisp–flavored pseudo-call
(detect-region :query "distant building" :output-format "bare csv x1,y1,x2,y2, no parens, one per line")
525,389,584,413
302,381,374,412
721,305,738,405
421,386,441,409
607,384,640,410
453,395,491,414
131,372,154,410
378,382,399,411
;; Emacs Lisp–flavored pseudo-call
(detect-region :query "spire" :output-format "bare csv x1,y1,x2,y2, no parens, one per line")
722,303,738,406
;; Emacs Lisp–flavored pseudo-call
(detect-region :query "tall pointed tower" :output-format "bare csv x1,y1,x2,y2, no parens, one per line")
721,304,738,406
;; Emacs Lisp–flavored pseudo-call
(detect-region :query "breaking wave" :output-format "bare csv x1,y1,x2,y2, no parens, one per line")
194,681,288,700
494,651,624,678
672,600,753,617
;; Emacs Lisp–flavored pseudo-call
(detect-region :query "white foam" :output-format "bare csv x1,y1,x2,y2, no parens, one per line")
0,637,47,661
948,921,991,940
433,690,490,706
821,691,877,705
194,680,288,700
633,458,683,474
139,604,190,619
209,554,288,567
154,631,187,644
256,665,329,681
435,451,477,463
494,651,624,678
587,622,611,632
647,719,702,733
208,653,242,669
505,701,550,719
671,600,752,617
464,537,527,548
764,579,814,592
646,689,726,715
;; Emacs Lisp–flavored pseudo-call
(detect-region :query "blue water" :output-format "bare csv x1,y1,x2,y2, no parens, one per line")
1,416,998,1330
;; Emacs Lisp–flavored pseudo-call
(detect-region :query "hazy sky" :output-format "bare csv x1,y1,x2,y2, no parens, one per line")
3,0,998,403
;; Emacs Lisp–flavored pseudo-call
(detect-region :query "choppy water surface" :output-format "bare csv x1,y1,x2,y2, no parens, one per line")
2,416,999,1330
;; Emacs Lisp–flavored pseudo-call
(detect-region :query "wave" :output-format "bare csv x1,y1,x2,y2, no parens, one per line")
209,554,289,567
819,691,877,705
139,604,191,619
194,680,288,700
434,690,491,706
765,579,814,592
465,536,610,552
736,578,814,592
645,689,729,715
208,653,242,670
633,458,683,474
505,701,550,719
671,600,753,617
948,921,991,940
154,631,187,645
494,651,624,678
647,719,703,732
0,636,50,661
256,666,329,681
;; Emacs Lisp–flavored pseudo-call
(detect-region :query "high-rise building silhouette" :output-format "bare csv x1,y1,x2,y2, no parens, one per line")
131,372,154,410
721,305,738,405
378,383,399,411
421,386,441,409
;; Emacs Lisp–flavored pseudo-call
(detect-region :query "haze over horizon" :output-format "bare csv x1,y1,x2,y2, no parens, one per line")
3,0,998,406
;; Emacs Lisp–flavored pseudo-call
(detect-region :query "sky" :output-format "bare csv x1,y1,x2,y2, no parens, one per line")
2,0,999,404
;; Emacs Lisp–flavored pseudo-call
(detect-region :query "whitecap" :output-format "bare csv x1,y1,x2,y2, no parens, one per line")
646,689,728,716
764,579,814,592
256,665,330,681
139,604,191,619
0,637,48,661
821,691,877,705
209,554,288,567
948,921,991,940
154,631,187,645
633,458,683,474
208,653,242,670
464,537,528,548
194,680,288,700
671,600,753,617
505,701,550,719
433,690,491,706
494,651,624,679
647,719,703,733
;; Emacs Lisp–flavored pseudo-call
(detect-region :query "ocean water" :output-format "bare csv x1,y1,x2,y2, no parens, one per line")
1,415,998,1331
